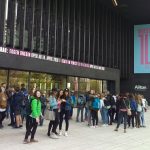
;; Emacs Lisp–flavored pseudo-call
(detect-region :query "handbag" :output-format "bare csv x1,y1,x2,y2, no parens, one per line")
49,110,55,121
127,108,132,116
44,109,50,120
44,109,55,120
123,100,132,116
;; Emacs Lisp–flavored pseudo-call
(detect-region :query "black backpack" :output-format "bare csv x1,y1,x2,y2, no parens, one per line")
25,97,34,115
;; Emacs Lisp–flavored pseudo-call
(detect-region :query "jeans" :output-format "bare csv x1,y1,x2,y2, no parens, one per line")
136,111,141,127
70,106,73,118
127,110,136,127
140,111,145,126
87,108,91,125
25,116,38,140
40,107,46,126
108,108,116,124
84,107,88,120
91,110,98,126
0,111,6,126
116,111,127,129
59,109,70,131
76,107,84,122
10,105,15,125
48,109,59,134
101,107,109,124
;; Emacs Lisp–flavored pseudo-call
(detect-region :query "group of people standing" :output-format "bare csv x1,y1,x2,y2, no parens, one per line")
0,82,148,144
75,90,147,133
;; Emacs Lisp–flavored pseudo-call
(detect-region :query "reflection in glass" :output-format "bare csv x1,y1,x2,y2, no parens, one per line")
9,70,29,88
0,69,8,84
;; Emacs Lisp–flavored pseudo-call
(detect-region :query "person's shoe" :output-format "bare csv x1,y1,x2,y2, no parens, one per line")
114,128,118,131
59,130,62,136
50,132,59,139
30,139,38,143
143,125,146,128
124,129,127,133
0,124,4,129
8,123,13,126
102,124,106,127
23,139,30,144
19,125,23,128
47,132,50,137
13,126,20,129
55,132,59,135
64,132,68,137
95,125,99,128
90,126,95,128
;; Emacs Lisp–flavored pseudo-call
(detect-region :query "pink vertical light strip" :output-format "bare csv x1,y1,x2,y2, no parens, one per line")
145,33,149,64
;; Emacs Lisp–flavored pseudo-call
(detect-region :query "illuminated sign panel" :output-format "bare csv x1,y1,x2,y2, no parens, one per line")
134,24,150,73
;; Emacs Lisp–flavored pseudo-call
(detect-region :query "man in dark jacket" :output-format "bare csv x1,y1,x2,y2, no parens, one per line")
106,92,116,125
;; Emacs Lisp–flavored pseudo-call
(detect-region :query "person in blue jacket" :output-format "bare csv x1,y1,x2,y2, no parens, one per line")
127,94,137,128
47,88,59,139
70,91,76,119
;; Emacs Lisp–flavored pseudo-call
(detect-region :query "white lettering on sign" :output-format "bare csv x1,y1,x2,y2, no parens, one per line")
0,47,8,53
20,51,31,57
39,54,45,60
9,49,19,55
47,56,53,61
135,85,147,90
31,53,38,58
0,46,106,71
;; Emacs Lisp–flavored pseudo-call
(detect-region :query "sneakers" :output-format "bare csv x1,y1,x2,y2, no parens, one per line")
102,124,108,127
0,124,4,129
59,130,62,136
64,132,68,137
124,129,127,133
23,139,30,144
95,125,99,128
50,132,59,139
47,132,50,137
30,139,38,143
114,128,118,131
90,126,95,128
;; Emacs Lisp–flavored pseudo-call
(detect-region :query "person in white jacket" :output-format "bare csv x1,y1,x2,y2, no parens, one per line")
140,95,148,127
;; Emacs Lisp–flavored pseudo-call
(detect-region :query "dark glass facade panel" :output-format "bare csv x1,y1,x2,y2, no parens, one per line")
0,0,133,79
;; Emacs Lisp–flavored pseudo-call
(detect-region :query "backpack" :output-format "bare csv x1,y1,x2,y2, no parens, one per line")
21,90,28,107
92,97,100,110
25,97,34,115
77,96,85,106
0,92,7,109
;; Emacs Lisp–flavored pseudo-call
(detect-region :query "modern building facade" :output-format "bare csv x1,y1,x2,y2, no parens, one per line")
0,0,133,94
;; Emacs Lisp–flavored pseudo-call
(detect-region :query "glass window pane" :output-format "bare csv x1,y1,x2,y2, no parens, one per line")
0,69,8,84
30,72,47,92
9,70,29,89
67,77,78,92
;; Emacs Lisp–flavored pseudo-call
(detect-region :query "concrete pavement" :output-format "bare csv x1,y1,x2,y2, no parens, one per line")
0,109,150,150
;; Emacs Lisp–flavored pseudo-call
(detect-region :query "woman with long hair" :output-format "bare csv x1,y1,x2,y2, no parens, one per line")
59,88,71,136
47,88,59,139
114,94,130,133
127,93,137,128
135,94,143,128
24,90,41,144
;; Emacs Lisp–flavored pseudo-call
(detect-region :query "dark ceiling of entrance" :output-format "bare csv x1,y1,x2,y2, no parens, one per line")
99,0,150,25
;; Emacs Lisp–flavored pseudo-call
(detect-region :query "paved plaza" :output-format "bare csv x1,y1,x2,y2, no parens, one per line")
0,109,150,150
